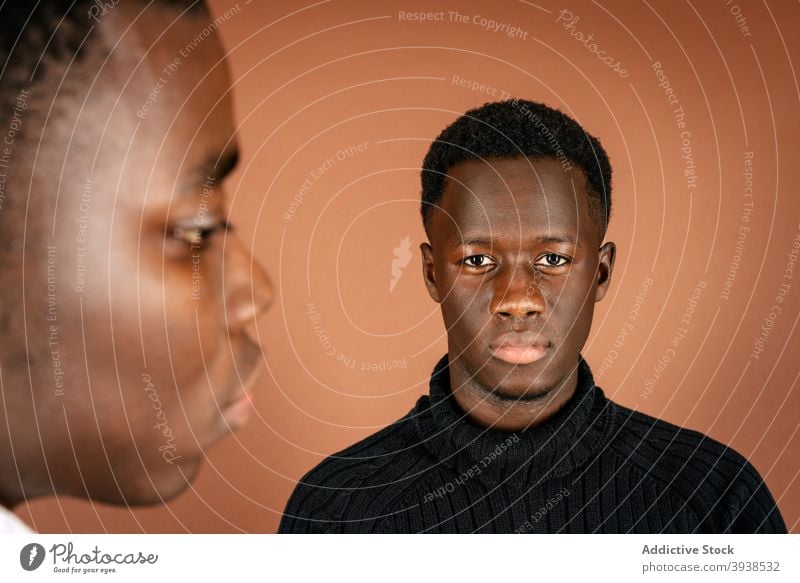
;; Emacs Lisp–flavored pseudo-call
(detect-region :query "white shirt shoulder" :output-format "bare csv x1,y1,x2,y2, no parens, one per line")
0,505,34,533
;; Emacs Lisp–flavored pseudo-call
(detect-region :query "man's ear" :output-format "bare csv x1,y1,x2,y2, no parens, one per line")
420,242,441,303
595,241,616,302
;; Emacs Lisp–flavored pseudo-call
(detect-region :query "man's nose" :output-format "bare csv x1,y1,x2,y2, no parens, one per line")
490,264,545,319
223,235,273,342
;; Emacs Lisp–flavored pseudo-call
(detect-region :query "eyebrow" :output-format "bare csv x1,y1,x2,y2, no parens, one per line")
179,149,240,195
212,149,240,181
450,234,577,249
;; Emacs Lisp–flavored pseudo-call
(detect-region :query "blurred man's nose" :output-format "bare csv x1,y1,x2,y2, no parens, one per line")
223,235,273,343
490,264,545,320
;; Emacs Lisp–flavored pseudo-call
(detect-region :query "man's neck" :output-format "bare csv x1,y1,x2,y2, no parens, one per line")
0,492,16,511
447,357,579,432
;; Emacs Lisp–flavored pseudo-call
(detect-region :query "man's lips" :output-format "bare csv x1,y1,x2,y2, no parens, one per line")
221,353,265,432
222,390,255,430
489,331,550,365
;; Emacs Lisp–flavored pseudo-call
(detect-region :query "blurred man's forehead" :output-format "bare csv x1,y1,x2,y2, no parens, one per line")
99,2,222,87
18,3,223,125
16,3,234,210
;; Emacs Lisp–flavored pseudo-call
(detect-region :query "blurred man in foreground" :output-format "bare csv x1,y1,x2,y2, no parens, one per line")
0,0,271,531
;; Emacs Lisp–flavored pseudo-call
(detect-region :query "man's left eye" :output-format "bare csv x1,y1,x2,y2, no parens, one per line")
536,253,570,268
172,220,230,248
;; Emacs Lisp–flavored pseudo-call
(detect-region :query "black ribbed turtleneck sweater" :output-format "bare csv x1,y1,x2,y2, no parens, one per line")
279,354,786,533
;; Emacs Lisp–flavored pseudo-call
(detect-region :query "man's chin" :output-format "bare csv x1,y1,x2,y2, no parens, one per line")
473,360,557,401
84,455,204,507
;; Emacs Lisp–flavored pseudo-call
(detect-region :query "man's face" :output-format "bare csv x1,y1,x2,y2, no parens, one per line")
421,157,615,397
0,6,272,505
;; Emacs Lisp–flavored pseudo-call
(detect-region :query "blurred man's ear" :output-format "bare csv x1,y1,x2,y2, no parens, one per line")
420,242,441,303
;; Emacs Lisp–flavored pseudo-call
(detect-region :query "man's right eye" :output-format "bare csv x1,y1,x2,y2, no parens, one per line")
462,255,495,269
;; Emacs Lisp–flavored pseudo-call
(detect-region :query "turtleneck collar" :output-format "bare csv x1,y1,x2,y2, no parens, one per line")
412,353,615,486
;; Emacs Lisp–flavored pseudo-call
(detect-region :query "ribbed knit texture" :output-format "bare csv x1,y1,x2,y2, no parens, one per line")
279,354,786,533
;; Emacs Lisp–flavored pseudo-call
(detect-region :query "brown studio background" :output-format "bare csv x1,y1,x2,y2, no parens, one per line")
17,0,800,532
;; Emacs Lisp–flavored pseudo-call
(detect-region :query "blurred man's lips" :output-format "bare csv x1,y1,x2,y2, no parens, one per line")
221,349,265,432
490,331,550,365
222,390,255,430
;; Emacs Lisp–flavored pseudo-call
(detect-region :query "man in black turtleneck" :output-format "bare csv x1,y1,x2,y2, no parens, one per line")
279,100,786,534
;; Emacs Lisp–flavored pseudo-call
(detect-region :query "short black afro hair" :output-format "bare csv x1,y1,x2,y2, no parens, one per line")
421,99,612,242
